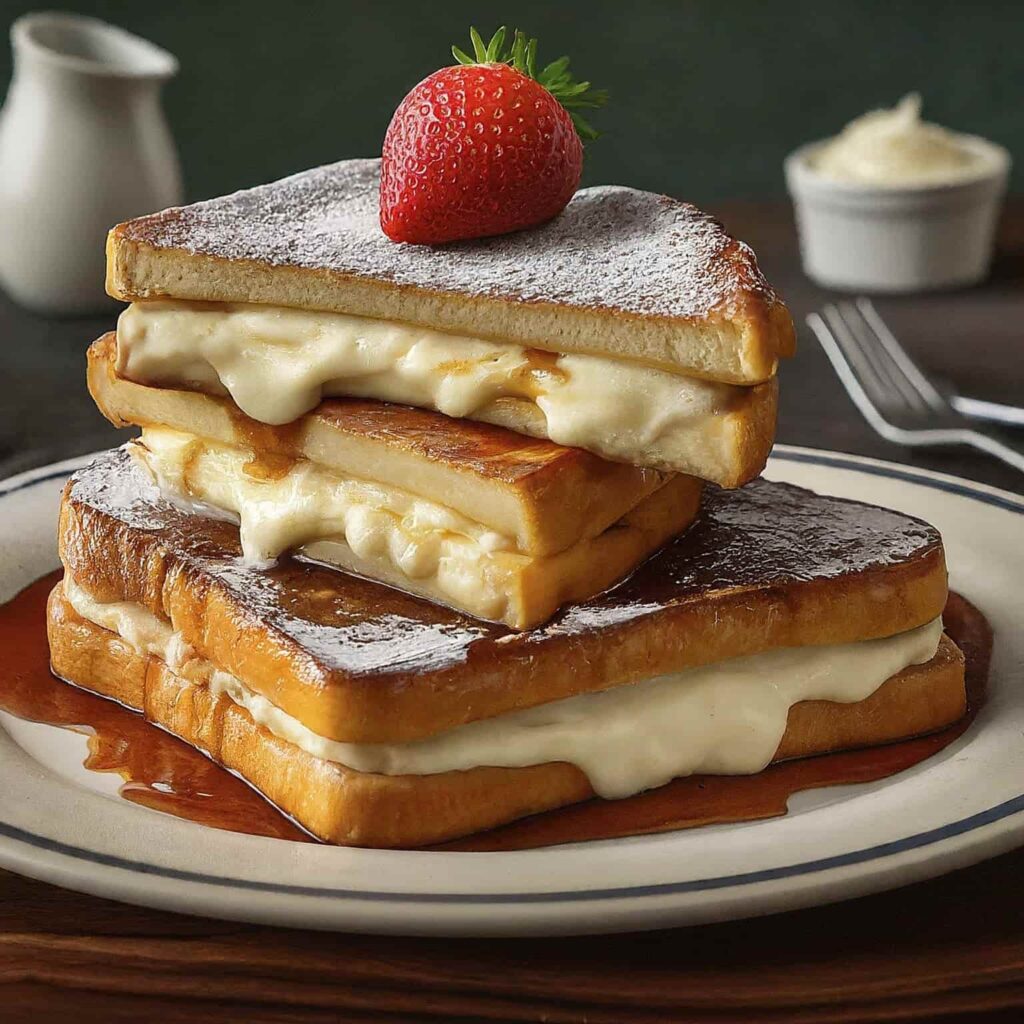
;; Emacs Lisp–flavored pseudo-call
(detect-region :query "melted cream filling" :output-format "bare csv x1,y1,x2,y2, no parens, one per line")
64,575,943,800
116,300,738,469
130,428,527,622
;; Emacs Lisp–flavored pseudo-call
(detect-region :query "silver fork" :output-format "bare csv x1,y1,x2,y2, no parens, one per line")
807,298,1024,474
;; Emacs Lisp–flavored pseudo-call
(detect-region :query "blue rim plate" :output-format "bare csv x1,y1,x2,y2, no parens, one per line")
0,446,1021,936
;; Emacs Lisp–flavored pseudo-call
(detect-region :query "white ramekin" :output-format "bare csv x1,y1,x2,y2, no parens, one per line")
785,138,1011,292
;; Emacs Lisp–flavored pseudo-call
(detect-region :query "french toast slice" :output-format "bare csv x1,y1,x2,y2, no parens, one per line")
47,586,966,848
59,448,949,746
106,159,795,386
110,304,779,484
132,426,702,629
88,334,680,556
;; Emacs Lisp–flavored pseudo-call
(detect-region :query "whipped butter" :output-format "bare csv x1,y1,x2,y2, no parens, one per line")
116,300,736,471
64,575,943,800
813,93,998,187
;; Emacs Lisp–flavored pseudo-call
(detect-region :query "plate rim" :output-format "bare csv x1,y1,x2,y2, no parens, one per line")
1,445,1022,922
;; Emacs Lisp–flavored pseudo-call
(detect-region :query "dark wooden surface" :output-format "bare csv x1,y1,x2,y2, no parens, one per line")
2,202,1023,1022
4,849,1024,1024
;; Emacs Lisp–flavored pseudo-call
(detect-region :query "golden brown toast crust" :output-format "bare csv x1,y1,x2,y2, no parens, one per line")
466,375,778,486
298,472,702,630
106,159,795,385
88,333,676,554
59,448,949,745
47,586,966,848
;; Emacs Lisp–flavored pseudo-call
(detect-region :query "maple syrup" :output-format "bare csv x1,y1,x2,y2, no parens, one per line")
225,398,306,483
0,572,310,842
0,574,991,851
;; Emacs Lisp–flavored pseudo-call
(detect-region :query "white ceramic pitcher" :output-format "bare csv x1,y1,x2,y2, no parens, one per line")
0,13,183,315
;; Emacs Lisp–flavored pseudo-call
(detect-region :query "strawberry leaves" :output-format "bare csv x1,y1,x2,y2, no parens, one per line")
451,26,607,141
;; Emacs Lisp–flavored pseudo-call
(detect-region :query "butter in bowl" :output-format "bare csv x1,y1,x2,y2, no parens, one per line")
785,94,1010,292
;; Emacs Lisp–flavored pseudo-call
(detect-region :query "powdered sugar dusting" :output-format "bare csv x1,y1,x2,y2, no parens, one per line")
122,159,779,321
68,447,940,682
70,447,497,677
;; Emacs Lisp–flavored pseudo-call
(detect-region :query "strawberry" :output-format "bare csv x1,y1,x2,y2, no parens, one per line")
380,26,607,245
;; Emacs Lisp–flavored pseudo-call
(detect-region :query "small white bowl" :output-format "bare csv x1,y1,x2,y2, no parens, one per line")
785,138,1011,293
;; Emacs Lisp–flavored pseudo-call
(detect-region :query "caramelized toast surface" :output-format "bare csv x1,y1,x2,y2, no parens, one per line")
48,587,966,848
59,448,948,745
293,473,702,630
88,334,677,555
106,159,795,385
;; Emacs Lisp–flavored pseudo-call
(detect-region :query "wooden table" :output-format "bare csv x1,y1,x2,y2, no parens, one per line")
2,202,1022,1022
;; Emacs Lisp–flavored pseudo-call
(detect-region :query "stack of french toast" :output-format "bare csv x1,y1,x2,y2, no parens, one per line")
47,159,965,847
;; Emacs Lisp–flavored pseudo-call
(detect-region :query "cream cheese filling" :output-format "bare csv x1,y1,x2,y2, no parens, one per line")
116,300,739,468
63,574,943,800
129,428,527,622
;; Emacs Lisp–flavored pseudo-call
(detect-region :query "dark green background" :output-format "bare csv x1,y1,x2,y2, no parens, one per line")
1,0,1019,204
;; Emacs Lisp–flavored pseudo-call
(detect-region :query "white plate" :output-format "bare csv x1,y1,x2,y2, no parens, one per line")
0,447,1022,936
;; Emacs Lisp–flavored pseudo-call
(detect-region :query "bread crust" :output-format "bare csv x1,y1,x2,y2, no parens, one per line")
299,473,703,630
88,333,679,554
105,159,795,385
47,586,966,848
58,449,950,745
466,377,778,486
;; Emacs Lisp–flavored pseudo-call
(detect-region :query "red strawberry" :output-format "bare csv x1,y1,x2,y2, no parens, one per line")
380,26,607,245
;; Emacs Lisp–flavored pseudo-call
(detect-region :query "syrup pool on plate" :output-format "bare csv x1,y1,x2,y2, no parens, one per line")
0,572,991,851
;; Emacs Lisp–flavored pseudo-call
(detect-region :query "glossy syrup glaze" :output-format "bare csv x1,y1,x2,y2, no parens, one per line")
225,398,305,483
444,592,991,850
92,334,670,560
98,332,632,487
0,577,989,849
0,571,311,841
65,448,944,678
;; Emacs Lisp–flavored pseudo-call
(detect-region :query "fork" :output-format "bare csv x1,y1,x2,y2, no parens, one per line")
807,298,1024,474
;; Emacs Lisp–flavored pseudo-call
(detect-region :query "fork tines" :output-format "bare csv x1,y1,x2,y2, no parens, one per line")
816,300,942,419
807,298,1024,473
